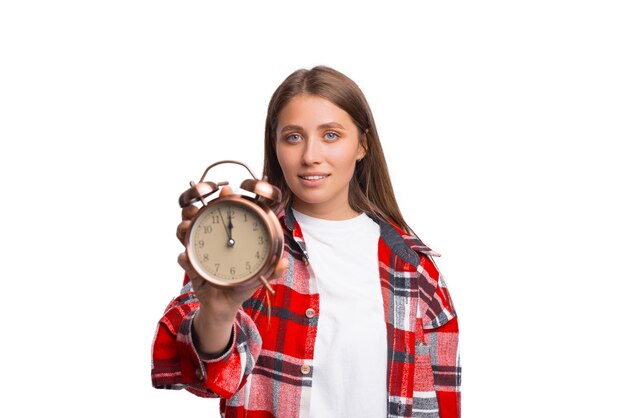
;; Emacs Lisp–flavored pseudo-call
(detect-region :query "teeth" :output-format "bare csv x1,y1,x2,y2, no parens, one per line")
302,175,326,180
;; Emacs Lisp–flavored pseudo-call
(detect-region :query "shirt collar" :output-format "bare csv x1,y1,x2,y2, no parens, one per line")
279,206,440,266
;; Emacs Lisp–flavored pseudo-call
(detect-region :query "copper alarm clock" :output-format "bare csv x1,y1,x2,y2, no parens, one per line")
178,160,284,294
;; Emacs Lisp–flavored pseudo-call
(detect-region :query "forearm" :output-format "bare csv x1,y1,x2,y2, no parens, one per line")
152,289,264,399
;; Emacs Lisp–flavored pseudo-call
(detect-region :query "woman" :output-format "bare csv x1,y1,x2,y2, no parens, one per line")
152,66,461,418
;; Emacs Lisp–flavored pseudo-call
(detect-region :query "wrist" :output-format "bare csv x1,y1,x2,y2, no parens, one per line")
192,319,234,360
192,306,237,356
196,303,238,328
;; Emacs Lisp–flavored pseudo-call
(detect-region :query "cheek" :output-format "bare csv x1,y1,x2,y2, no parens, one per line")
275,143,286,166
275,145,296,175
327,145,358,172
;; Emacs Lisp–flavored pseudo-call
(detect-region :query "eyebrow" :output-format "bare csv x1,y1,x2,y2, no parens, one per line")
279,122,346,133
319,122,345,130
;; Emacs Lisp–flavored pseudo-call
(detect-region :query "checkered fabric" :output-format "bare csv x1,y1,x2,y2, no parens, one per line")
152,207,461,417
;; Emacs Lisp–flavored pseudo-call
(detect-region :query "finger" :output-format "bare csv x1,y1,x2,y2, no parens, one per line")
190,275,208,293
176,220,192,244
178,251,207,284
177,251,192,272
182,204,200,221
277,257,289,271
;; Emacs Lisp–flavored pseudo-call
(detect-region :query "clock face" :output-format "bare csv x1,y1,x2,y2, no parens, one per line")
189,199,271,284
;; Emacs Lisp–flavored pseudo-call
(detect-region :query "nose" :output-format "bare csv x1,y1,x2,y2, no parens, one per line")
301,137,322,165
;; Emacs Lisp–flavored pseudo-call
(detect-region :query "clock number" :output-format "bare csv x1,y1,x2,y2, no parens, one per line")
246,262,251,272
202,254,209,262
253,222,258,231
230,266,236,275
203,225,212,234
212,215,220,224
243,213,248,222
214,263,220,272
227,208,235,218
255,251,260,260
197,240,205,248
258,236,265,245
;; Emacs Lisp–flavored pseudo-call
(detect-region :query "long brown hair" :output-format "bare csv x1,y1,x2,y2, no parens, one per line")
262,66,413,235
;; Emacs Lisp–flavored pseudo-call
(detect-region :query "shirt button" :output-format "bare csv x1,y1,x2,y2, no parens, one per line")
305,308,316,318
195,368,203,380
300,364,311,375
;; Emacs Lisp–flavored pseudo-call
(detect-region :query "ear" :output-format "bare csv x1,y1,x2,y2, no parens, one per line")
357,130,368,160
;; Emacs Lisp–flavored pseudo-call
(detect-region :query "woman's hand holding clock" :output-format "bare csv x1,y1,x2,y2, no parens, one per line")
176,185,288,357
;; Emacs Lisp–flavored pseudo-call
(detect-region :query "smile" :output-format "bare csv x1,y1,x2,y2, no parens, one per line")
299,175,328,180
297,174,330,186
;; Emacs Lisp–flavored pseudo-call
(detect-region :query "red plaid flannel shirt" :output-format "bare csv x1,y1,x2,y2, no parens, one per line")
152,207,461,417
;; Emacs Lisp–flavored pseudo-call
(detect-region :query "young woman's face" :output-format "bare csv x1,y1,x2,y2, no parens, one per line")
275,94,366,219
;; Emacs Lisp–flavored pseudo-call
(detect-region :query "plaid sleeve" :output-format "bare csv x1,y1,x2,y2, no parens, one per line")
420,256,461,418
151,285,262,399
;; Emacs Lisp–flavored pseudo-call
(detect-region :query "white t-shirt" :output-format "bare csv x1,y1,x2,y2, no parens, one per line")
292,209,387,418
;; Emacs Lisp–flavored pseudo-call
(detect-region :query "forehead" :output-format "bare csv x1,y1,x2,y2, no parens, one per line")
277,95,354,128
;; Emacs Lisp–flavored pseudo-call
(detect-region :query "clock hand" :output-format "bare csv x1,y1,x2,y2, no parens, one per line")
227,211,234,238
218,208,235,247
217,208,231,238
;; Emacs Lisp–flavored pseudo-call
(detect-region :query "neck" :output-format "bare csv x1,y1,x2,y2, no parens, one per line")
292,200,360,221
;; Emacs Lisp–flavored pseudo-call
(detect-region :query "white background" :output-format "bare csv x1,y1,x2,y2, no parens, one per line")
1,1,624,417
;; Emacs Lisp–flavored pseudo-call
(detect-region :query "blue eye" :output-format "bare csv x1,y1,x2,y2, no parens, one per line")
324,132,339,140
285,134,301,143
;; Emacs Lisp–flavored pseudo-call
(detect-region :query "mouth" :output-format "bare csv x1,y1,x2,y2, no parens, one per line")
298,174,329,180
297,174,330,186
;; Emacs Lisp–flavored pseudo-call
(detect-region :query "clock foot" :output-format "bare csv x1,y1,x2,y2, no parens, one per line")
258,275,275,295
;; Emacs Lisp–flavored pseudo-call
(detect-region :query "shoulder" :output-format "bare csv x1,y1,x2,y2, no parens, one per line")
370,213,440,266
373,216,456,328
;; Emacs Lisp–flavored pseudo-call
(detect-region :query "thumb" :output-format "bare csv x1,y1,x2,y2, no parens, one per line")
270,257,289,280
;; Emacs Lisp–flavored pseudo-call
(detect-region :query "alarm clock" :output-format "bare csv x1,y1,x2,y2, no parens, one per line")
178,160,284,294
